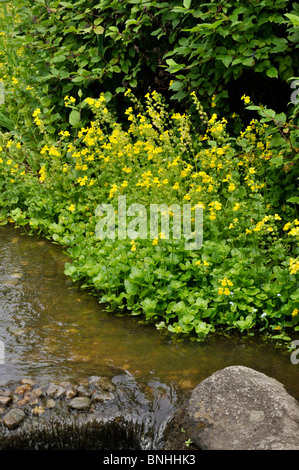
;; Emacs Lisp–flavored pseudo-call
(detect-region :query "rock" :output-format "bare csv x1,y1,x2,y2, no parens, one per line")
16,394,31,406
31,388,42,398
77,378,89,387
93,391,115,402
45,399,56,409
46,384,65,399
3,408,26,430
31,406,45,416
14,384,31,395
164,366,299,450
89,376,115,392
20,378,35,386
77,385,92,397
0,396,12,407
69,397,91,411
65,385,77,399
0,390,13,397
59,381,72,388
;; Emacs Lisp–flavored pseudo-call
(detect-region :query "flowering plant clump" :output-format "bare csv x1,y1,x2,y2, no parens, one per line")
0,2,298,344
0,83,298,343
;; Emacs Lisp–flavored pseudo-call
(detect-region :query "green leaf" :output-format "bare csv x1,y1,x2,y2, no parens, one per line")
266,67,278,78
69,109,81,126
183,0,191,9
284,13,299,27
94,25,104,35
287,197,299,204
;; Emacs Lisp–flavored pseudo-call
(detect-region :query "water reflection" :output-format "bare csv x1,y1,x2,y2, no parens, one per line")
1,225,299,404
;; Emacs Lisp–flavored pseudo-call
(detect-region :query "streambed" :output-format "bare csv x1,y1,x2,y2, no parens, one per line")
0,225,299,448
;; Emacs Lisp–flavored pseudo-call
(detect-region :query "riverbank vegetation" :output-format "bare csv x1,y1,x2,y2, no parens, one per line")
0,1,298,343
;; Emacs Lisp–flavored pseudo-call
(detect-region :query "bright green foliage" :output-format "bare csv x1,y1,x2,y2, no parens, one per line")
4,0,299,119
0,1,298,344
0,88,298,342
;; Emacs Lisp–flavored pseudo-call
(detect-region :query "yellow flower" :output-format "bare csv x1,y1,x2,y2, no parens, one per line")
283,222,291,231
68,204,75,212
292,309,299,317
288,227,299,237
241,94,251,105
152,238,158,245
289,257,299,274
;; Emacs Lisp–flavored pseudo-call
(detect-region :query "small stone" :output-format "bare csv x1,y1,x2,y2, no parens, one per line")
45,399,56,409
3,408,26,429
20,378,35,386
65,385,77,399
31,406,45,416
14,384,31,395
77,378,89,387
0,396,13,407
77,385,92,397
28,397,39,406
46,384,65,398
0,390,13,397
69,397,91,410
16,394,31,406
93,391,115,402
0,407,6,414
59,381,72,388
31,388,42,398
89,376,115,391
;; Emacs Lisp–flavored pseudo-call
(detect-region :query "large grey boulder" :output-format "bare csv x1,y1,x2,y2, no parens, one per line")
164,365,299,450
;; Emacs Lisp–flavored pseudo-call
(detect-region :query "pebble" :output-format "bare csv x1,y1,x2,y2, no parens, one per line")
77,385,92,397
65,385,77,399
45,399,56,409
0,396,13,407
31,406,45,416
46,384,65,399
69,397,91,410
93,391,115,402
20,378,35,386
0,390,13,397
3,408,26,430
14,384,31,395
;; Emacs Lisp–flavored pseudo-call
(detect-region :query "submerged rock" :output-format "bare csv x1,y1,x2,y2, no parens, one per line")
3,409,26,430
93,391,115,402
69,397,91,411
0,396,12,407
164,365,299,450
65,385,77,399
46,384,65,399
77,385,92,398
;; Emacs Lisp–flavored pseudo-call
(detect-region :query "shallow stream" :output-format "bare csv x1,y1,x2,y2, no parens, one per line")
1,225,299,448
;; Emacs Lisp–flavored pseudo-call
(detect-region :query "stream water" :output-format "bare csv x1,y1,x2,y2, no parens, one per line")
1,224,299,448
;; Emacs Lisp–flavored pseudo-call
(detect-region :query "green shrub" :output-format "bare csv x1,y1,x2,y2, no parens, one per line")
5,0,298,121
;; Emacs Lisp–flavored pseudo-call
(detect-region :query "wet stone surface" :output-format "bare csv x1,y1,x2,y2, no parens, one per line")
0,373,171,450
0,375,116,433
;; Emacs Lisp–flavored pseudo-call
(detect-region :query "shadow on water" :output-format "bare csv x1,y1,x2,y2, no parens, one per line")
0,225,299,448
